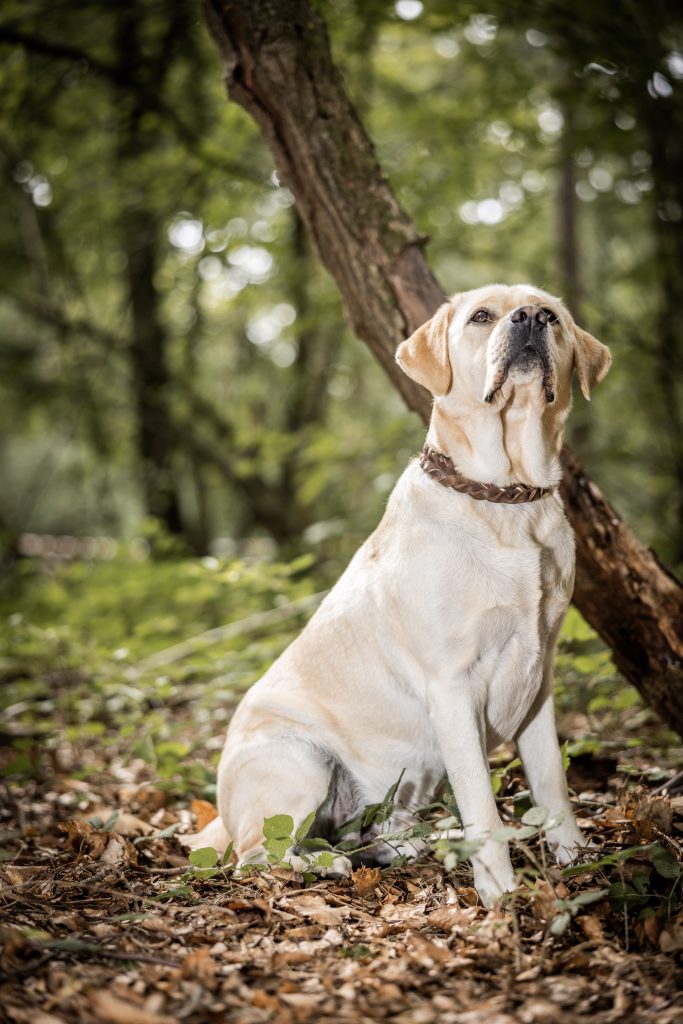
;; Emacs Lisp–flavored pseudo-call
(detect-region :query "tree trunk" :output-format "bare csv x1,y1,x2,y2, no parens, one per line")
285,210,332,434
203,0,683,736
121,206,183,536
204,0,440,424
560,449,683,715
116,3,183,539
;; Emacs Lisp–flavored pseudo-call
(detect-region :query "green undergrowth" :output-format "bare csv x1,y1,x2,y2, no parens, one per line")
0,552,320,794
2,552,682,941
177,781,683,938
0,552,677,794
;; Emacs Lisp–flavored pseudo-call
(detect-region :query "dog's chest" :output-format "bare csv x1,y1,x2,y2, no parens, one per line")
386,488,574,744
450,508,573,743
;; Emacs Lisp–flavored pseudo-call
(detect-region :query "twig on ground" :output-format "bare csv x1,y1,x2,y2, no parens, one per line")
0,953,54,982
27,939,182,969
653,768,683,795
137,865,187,874
132,591,328,671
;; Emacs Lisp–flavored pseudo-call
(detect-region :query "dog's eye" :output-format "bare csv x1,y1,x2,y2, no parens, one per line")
470,309,493,324
542,308,558,324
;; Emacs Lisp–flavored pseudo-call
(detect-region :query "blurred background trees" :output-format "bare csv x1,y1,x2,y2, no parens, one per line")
1,0,682,573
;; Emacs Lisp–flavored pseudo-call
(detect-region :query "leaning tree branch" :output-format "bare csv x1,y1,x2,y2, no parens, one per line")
0,25,264,184
0,24,125,81
203,0,683,736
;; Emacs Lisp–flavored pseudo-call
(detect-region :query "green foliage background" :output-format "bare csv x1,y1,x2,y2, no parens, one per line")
1,0,682,563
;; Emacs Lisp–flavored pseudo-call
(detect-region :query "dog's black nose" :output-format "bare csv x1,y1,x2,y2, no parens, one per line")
510,305,548,326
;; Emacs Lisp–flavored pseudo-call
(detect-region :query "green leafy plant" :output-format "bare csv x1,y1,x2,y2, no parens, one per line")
549,888,610,936
561,842,682,934
258,812,339,875
185,843,234,881
337,770,406,839
86,810,119,831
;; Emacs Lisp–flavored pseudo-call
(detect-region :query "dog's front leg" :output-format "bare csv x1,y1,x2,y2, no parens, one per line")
516,689,585,864
429,689,516,907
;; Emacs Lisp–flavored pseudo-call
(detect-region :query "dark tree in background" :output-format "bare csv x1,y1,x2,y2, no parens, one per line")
115,3,186,538
0,0,351,552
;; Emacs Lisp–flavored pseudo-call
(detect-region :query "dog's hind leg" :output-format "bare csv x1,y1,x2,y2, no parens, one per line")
218,736,352,877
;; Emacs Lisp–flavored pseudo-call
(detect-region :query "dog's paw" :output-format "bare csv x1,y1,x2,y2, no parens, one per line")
474,869,518,909
546,823,588,865
472,843,518,908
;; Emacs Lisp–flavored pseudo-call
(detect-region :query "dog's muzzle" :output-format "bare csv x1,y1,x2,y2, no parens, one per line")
483,305,556,405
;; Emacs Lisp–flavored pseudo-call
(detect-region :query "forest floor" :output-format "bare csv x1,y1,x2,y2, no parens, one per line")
1,555,682,1023
1,762,682,1024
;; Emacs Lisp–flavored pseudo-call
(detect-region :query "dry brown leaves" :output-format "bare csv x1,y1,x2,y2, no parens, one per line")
0,776,682,1024
190,799,218,832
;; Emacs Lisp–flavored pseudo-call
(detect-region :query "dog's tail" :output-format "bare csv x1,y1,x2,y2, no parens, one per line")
178,814,231,854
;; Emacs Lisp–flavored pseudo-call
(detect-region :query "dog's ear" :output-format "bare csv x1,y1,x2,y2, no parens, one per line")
395,302,454,396
572,325,611,401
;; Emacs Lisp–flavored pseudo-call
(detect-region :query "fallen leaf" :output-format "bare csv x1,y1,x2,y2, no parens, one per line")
5,1011,67,1024
376,983,403,1001
58,820,108,860
0,926,30,965
352,865,381,898
659,911,683,953
250,990,279,1011
191,799,218,831
111,812,154,837
407,932,451,964
427,905,479,931
641,914,663,946
280,992,325,1010
622,792,674,839
518,997,566,1022
99,833,137,866
456,886,480,906
577,913,605,942
530,880,556,923
86,807,154,838
180,947,217,985
1,867,29,886
88,989,175,1024
285,893,349,927
135,787,166,811
274,949,313,965
140,916,173,933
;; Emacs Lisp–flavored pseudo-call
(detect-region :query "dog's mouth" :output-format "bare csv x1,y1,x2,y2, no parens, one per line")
483,347,556,405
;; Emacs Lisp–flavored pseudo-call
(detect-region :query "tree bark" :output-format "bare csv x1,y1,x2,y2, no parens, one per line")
203,0,683,735
204,0,440,424
115,3,183,538
560,450,683,715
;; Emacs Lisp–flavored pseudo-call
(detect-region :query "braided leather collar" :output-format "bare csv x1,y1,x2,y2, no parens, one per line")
419,445,552,504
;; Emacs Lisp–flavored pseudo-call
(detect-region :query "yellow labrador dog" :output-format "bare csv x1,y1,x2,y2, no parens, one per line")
185,284,611,906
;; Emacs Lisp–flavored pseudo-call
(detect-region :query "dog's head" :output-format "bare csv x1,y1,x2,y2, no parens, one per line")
396,284,611,411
